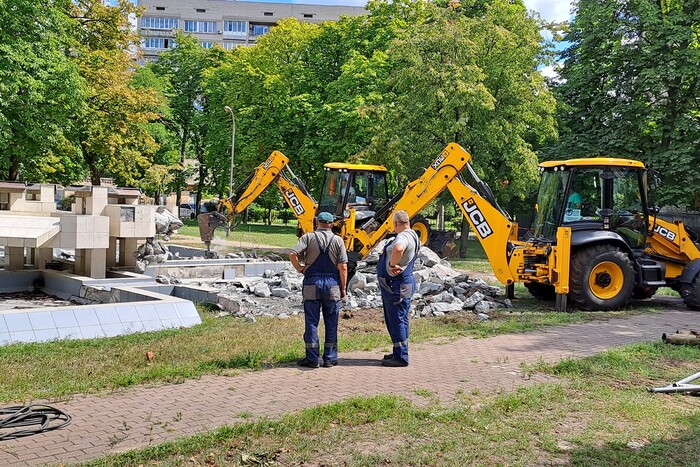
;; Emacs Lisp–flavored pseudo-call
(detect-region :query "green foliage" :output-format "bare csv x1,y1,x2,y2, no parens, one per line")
0,0,85,180
550,0,700,206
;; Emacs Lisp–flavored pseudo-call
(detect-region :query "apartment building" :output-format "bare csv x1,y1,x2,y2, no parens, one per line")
137,0,368,60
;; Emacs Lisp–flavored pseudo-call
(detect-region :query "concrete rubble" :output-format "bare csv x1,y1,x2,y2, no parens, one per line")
176,244,511,320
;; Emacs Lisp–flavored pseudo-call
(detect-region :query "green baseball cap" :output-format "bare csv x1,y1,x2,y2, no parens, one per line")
317,212,334,223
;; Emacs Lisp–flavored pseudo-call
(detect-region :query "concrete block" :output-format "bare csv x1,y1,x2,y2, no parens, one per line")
80,325,104,339
56,327,83,340
142,320,163,332
28,311,56,330
4,313,32,332
0,333,10,345
95,306,120,325
136,304,158,321
9,330,36,343
51,310,79,328
74,308,100,326
0,316,7,333
117,305,139,323
154,303,178,321
101,323,125,337
34,328,60,343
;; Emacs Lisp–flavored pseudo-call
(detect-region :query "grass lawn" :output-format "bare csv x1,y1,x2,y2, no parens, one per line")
173,220,299,249
0,300,660,403
84,342,700,466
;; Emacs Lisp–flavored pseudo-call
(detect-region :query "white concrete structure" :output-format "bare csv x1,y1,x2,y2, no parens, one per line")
0,182,156,279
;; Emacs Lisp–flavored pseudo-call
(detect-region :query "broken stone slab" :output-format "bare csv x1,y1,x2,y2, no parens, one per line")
417,281,442,295
418,247,441,267
245,313,256,323
477,313,490,321
426,301,463,314
348,272,367,292
253,282,272,298
218,295,242,313
428,291,461,304
474,301,491,314
463,291,485,309
271,287,290,298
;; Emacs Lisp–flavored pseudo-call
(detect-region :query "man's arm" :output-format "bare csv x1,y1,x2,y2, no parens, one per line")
337,262,348,298
389,243,406,274
289,251,305,273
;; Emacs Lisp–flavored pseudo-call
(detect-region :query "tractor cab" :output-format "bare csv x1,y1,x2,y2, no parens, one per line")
531,158,649,249
317,163,390,222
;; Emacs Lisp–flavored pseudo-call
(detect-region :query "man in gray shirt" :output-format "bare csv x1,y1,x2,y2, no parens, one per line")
290,212,348,368
377,210,421,367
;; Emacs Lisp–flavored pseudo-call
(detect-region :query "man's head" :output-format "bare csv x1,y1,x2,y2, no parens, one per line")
392,210,410,231
317,211,334,227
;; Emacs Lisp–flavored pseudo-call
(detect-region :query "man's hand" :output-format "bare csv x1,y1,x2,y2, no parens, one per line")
295,265,305,273
389,264,404,275
340,288,347,299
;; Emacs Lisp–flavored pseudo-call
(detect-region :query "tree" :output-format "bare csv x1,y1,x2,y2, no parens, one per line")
551,0,700,206
367,0,556,205
0,0,85,181
152,32,225,208
68,0,162,186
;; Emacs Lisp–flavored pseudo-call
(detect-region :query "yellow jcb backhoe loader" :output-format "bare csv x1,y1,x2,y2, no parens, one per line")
199,143,700,312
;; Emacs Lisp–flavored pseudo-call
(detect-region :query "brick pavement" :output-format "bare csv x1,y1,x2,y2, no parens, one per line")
1,309,698,466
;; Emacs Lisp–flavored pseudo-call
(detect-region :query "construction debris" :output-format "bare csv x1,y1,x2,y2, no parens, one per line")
180,245,512,320
662,330,700,346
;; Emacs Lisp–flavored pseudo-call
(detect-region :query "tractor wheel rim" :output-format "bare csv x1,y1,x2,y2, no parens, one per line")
413,224,429,245
589,261,624,300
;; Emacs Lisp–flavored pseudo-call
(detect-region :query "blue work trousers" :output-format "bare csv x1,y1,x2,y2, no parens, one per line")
379,279,413,364
303,277,341,365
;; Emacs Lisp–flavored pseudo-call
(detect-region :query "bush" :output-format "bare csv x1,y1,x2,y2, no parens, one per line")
58,195,75,211
279,209,295,225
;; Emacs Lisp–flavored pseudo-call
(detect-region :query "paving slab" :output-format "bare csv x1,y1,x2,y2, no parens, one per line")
0,309,698,466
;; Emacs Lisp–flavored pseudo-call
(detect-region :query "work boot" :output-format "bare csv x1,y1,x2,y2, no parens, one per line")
297,358,319,368
381,358,408,367
383,353,394,360
322,360,338,368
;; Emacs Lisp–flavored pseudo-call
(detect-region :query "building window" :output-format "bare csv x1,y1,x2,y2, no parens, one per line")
155,6,165,11
251,24,270,36
264,12,273,16
303,13,314,18
201,41,213,49
141,17,179,30
222,42,237,50
143,38,172,49
184,20,217,33
223,20,247,34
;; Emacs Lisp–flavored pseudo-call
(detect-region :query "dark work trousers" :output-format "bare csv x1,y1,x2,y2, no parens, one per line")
302,233,341,365
377,234,420,364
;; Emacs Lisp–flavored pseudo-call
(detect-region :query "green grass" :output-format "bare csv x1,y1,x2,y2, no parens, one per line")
445,238,494,273
0,299,659,403
82,343,700,466
174,220,299,249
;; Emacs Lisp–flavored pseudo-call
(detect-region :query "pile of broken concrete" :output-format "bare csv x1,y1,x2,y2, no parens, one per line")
201,243,511,322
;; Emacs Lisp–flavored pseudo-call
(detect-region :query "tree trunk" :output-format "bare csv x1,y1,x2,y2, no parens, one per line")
8,155,20,181
459,219,470,258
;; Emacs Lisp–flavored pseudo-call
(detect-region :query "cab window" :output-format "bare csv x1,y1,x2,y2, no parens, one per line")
563,168,603,223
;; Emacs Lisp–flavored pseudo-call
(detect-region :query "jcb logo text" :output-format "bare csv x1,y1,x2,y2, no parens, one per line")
431,151,447,170
285,190,305,215
653,225,676,242
263,157,274,169
463,198,493,239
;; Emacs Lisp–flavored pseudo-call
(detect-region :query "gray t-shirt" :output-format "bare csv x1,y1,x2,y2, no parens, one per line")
291,228,348,267
384,229,420,276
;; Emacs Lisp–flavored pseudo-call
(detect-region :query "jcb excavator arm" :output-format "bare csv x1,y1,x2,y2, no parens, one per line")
198,151,317,251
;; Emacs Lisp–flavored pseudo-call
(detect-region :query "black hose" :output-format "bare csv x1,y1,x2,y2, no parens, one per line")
0,405,72,441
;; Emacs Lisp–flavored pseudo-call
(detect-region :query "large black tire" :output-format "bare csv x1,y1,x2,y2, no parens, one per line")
410,215,432,246
569,245,635,311
681,274,700,311
525,282,556,300
632,286,658,300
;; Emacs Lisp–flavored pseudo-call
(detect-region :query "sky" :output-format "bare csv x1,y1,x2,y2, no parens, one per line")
522,0,575,23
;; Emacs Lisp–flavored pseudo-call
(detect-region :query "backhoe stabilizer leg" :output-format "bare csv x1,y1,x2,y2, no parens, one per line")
556,293,568,312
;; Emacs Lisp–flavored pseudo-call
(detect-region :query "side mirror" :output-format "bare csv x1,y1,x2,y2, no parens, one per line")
649,205,660,214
